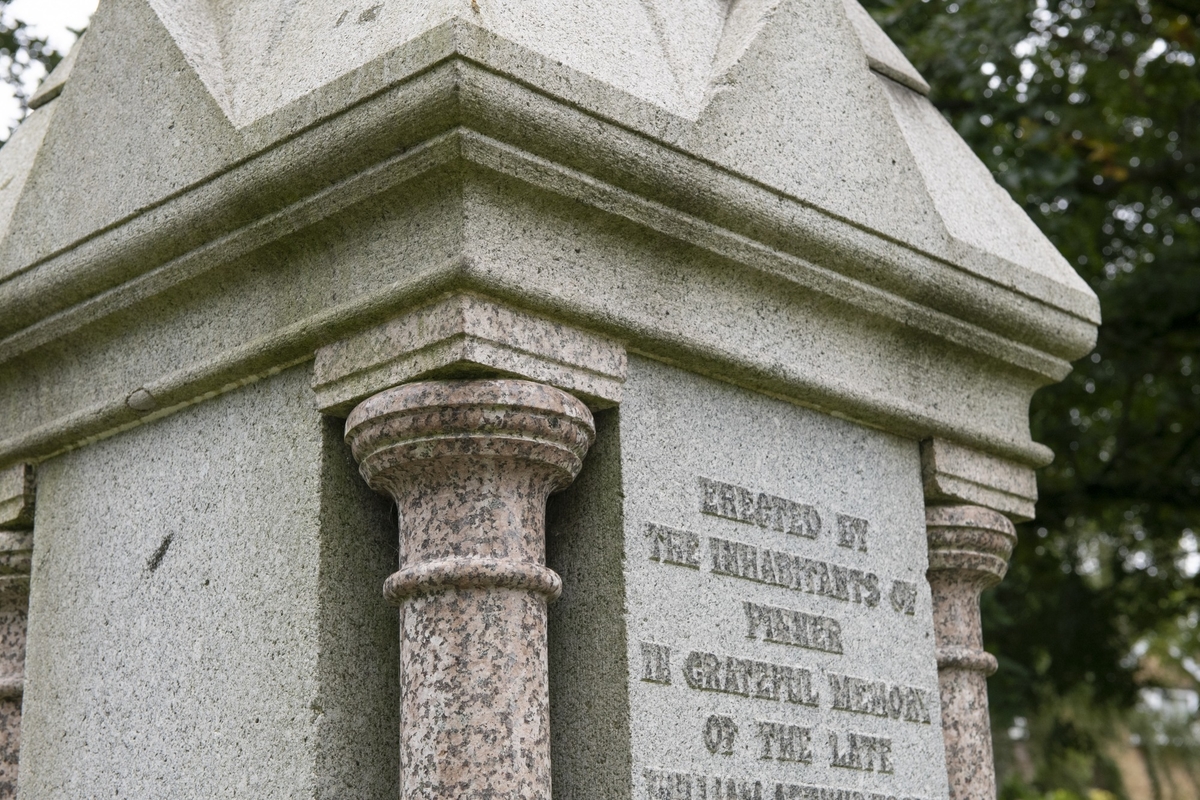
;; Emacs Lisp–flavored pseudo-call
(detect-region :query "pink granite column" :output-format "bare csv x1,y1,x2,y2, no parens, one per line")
0,530,32,799
926,505,1017,800
345,379,594,800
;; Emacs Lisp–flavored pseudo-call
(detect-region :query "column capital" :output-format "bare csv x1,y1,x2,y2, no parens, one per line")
347,378,594,499
926,504,1017,590
0,463,34,614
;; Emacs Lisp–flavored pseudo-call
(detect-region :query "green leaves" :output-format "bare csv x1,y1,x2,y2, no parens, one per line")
0,0,63,136
865,0,1200,792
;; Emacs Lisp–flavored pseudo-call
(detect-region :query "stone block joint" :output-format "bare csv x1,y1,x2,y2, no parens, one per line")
346,378,595,800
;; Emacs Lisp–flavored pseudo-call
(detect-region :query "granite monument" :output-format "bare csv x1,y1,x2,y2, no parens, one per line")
0,1,1098,798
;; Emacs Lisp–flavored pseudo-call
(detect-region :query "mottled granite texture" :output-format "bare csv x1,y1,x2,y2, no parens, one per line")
925,506,1017,800
0,0,1100,481
0,0,1100,794
314,292,627,415
346,379,595,800
19,366,399,798
0,613,23,799
0,530,32,799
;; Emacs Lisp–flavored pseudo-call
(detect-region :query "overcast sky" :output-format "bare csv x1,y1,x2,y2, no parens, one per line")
2,0,99,135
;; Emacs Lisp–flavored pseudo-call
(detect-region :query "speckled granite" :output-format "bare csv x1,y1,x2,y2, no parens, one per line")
346,379,595,800
314,293,628,416
925,505,1016,800
920,439,1038,522
0,466,34,531
0,530,32,799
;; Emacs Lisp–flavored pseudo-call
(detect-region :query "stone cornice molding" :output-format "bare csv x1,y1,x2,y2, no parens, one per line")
0,46,1096,355
0,21,1097,473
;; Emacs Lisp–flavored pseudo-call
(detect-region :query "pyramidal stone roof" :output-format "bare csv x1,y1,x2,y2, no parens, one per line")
0,0,1098,471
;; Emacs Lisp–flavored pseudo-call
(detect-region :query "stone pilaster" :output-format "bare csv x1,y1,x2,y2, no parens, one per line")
0,464,34,799
345,379,594,800
925,505,1016,800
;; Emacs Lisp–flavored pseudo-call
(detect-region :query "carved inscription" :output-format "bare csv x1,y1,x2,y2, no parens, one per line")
648,523,702,568
889,581,917,615
710,537,881,608
699,478,821,539
683,650,819,706
775,784,925,800
835,515,869,553
645,770,765,800
644,770,930,800
828,673,931,724
743,601,843,655
642,642,673,684
829,732,893,774
757,722,813,763
704,716,739,755
643,475,935,789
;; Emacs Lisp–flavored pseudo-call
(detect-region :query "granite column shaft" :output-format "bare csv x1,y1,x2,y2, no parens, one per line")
926,504,1017,800
346,379,594,800
0,464,33,800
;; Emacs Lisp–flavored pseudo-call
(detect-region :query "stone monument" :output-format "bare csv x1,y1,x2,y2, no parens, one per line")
0,1,1097,798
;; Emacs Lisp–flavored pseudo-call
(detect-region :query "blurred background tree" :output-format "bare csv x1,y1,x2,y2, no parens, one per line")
0,0,63,139
860,0,1200,798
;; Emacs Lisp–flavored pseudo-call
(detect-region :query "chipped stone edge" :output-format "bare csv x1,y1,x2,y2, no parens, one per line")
841,0,932,96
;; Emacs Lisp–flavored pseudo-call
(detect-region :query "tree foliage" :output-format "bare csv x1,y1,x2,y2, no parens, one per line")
0,0,62,134
862,0,1200,794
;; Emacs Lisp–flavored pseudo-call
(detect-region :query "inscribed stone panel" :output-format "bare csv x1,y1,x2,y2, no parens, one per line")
619,357,949,800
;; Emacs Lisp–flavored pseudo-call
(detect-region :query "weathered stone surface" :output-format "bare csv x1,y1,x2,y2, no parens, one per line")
0,1,1095,796
19,367,398,798
314,292,626,415
841,0,930,94
546,407,631,800
346,378,594,800
0,533,32,614
0,0,1098,487
0,527,32,800
27,33,83,111
925,505,1017,800
549,356,949,800
0,107,56,247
